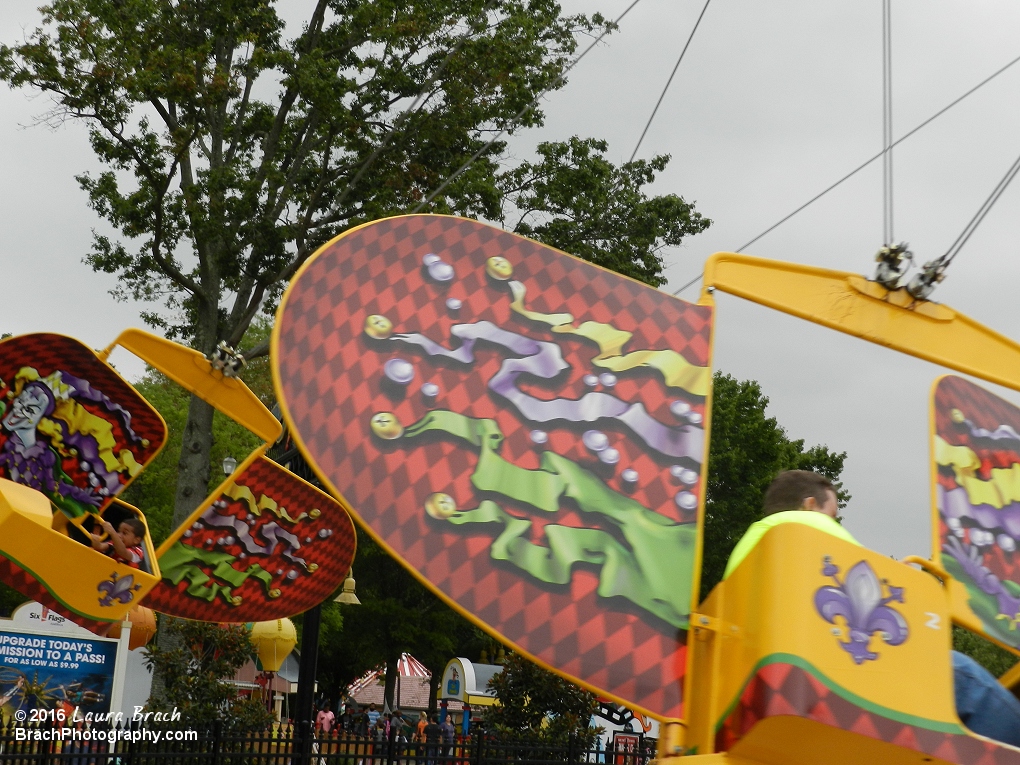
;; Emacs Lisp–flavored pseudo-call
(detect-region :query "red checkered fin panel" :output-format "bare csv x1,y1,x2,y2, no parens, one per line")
0,557,113,635
274,215,714,720
146,455,356,621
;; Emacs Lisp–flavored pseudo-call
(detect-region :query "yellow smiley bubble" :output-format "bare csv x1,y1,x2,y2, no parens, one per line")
486,256,513,280
425,493,458,520
364,314,394,340
268,588,281,599
950,408,965,424
370,412,404,439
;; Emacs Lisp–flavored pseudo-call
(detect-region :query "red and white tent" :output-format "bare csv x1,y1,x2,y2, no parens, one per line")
395,653,430,679
346,653,456,712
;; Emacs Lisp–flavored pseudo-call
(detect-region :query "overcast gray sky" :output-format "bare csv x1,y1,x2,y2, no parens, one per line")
2,1,1019,559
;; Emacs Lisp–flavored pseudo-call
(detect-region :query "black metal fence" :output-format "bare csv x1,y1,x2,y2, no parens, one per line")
0,720,656,765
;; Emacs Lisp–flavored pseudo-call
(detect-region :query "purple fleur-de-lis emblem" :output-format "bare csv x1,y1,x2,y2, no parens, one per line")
814,556,909,664
97,572,140,607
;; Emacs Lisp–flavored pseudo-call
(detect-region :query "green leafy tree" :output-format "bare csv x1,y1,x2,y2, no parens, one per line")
484,650,599,746
144,617,274,731
501,137,709,286
0,585,27,618
700,372,849,600
952,627,1017,678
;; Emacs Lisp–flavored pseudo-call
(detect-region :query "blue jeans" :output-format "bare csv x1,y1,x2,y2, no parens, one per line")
952,650,1020,746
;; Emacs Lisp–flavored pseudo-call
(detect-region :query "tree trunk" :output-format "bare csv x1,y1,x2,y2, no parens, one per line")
151,394,216,702
172,394,216,528
147,612,175,706
427,672,440,715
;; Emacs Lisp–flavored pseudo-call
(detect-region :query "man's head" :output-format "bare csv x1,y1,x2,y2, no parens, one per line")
763,470,837,518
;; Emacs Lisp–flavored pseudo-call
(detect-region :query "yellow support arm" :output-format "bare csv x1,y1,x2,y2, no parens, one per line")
703,253,1020,394
105,328,282,443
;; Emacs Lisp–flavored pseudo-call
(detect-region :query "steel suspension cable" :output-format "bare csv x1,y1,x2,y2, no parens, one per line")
629,0,712,163
941,148,1020,267
899,147,1020,299
881,0,895,244
669,50,1020,297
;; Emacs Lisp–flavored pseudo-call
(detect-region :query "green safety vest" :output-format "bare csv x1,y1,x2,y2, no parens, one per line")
723,510,860,580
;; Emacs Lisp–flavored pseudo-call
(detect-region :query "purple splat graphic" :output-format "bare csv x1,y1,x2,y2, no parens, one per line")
942,535,1020,620
814,557,909,664
97,573,140,607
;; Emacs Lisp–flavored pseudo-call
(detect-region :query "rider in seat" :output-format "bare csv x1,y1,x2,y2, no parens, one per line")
726,470,1020,747
90,515,145,569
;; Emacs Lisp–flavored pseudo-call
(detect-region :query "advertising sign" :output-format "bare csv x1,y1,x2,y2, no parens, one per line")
612,733,642,765
0,627,118,719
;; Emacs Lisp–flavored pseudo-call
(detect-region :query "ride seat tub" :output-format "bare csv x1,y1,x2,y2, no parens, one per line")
684,522,1008,765
0,477,160,623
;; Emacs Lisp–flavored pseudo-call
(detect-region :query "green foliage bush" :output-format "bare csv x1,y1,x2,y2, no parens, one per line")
144,618,274,731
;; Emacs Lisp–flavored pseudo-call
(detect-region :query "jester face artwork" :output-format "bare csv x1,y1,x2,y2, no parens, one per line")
932,375,1020,647
273,216,714,719
0,334,164,518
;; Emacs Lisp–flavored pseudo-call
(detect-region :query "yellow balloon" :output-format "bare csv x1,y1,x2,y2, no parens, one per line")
370,412,404,439
364,314,394,339
486,256,513,280
425,493,458,520
250,618,297,673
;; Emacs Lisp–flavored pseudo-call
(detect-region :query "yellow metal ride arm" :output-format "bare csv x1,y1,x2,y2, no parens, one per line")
104,328,282,443
702,252,1020,395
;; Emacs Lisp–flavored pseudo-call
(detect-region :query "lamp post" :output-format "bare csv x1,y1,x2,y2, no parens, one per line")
266,420,360,762
222,455,237,476
293,571,359,764
334,570,361,605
